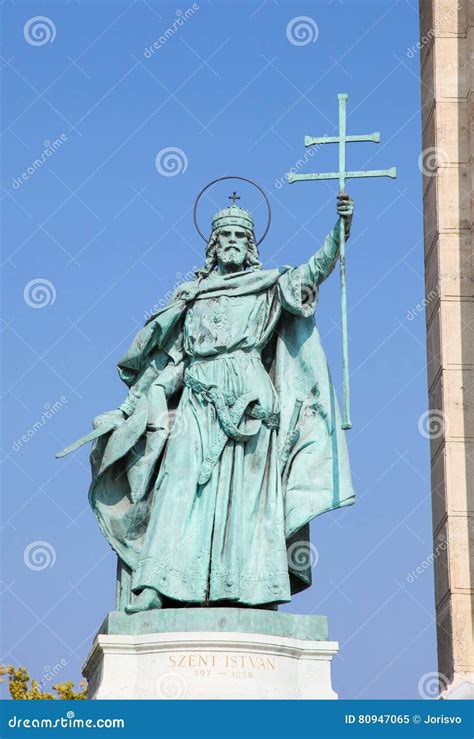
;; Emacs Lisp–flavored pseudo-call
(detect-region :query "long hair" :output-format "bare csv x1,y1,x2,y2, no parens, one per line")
195,228,263,280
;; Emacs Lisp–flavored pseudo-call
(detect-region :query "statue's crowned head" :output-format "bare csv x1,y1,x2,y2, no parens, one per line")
211,203,254,234
196,201,263,278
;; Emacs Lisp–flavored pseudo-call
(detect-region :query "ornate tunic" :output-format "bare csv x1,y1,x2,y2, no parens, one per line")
130,229,343,605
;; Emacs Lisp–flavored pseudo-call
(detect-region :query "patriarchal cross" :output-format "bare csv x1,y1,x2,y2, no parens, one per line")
287,92,397,430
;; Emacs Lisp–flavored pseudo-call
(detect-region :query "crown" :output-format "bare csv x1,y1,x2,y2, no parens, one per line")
211,204,254,234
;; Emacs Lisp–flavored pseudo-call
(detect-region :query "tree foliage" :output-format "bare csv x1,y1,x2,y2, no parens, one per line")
0,665,88,700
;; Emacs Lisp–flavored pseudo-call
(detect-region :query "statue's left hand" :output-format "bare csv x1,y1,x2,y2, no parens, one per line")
92,409,126,430
337,192,354,237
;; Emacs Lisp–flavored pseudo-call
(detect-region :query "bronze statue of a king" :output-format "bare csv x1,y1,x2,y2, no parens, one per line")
61,188,356,613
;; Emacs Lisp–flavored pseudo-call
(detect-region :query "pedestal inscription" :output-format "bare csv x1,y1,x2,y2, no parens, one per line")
83,609,338,700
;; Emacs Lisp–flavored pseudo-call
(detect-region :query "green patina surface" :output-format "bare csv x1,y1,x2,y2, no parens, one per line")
100,609,328,642
57,138,370,618
62,200,357,614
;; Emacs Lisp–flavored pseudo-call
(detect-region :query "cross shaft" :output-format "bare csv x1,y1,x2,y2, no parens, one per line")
286,93,397,430
288,167,397,183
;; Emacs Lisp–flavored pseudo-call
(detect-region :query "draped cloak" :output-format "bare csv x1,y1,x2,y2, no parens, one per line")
88,234,355,606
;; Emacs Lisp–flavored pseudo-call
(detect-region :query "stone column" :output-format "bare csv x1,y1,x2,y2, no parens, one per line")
419,0,473,698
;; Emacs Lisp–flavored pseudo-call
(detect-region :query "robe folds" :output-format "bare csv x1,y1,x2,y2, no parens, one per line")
88,231,355,606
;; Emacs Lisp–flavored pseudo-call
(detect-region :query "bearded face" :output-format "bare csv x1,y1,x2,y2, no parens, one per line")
215,227,249,270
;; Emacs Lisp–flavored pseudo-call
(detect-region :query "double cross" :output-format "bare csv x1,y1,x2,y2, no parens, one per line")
287,93,396,429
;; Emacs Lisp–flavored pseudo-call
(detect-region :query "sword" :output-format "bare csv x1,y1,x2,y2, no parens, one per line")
279,397,304,471
55,421,117,458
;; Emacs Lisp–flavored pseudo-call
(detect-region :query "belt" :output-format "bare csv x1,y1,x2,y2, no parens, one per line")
183,369,279,484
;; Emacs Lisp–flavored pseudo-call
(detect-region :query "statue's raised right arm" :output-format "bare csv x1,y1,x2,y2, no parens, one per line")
302,192,354,287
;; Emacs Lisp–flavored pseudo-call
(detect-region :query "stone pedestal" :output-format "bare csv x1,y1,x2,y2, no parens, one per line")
83,609,338,700
440,673,474,700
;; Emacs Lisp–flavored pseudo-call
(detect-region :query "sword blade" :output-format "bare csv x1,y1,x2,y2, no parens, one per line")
56,421,116,458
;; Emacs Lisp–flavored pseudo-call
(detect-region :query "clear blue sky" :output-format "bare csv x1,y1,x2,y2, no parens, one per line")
1,0,436,699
